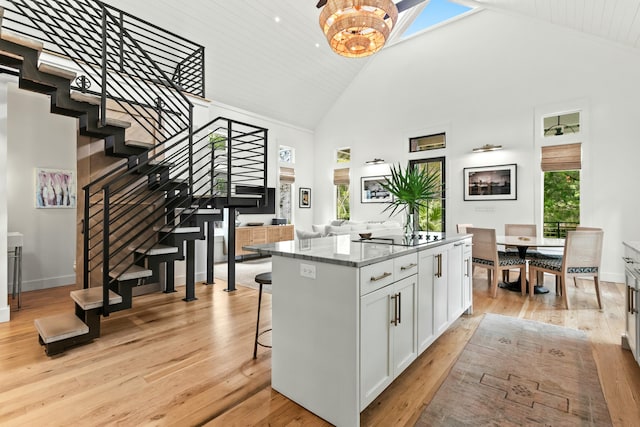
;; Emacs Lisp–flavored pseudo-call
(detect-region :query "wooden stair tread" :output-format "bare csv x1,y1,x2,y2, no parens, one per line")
70,91,101,105
131,243,179,255
102,117,132,129
157,226,201,234
0,31,44,52
108,264,153,281
125,139,154,149
70,287,123,310
38,63,76,80
0,49,23,61
34,313,88,344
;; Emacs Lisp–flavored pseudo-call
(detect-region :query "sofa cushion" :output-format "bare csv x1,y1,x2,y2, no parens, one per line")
312,224,328,236
296,229,321,239
327,225,352,236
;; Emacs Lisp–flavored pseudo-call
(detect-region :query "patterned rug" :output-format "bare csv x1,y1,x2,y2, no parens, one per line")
416,313,612,426
213,257,272,292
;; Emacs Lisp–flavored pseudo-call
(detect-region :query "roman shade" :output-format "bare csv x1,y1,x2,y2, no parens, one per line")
279,166,295,184
541,143,582,171
333,168,350,185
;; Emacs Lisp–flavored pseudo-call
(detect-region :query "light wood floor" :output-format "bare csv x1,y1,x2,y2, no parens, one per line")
1,272,639,426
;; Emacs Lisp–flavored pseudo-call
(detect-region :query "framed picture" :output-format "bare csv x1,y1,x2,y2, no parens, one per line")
361,175,393,203
299,187,311,208
35,167,77,208
463,164,517,201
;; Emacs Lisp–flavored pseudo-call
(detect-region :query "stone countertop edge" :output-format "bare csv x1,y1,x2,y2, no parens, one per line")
623,241,640,253
244,233,471,268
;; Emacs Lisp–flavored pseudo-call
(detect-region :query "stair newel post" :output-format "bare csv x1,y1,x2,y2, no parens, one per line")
188,105,194,196
226,207,237,292
263,128,268,202
83,186,90,290
102,185,111,317
99,6,108,127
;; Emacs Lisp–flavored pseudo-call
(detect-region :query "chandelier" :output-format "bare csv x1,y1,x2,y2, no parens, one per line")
319,0,398,58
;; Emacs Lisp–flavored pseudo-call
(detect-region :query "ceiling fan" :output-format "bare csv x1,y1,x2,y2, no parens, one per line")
316,0,427,12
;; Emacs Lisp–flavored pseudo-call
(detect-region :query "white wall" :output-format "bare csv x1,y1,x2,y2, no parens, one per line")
7,84,77,293
313,9,640,282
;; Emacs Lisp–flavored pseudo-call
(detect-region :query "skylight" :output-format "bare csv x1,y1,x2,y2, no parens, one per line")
401,0,473,39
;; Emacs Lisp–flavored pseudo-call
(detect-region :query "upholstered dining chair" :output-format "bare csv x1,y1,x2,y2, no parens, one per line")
527,229,604,309
503,224,538,281
467,227,527,298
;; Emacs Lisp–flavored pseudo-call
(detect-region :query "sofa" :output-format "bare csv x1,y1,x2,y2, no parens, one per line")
296,219,402,240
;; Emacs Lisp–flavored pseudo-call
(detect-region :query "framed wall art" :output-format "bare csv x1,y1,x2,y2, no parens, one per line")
361,175,393,203
463,164,517,201
35,168,77,208
299,187,311,208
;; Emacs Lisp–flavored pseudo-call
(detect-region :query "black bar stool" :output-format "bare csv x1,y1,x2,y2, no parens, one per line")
253,272,272,359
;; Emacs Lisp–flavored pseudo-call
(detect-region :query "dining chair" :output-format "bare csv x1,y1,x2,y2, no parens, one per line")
503,224,538,281
527,230,604,309
467,227,527,298
456,223,473,233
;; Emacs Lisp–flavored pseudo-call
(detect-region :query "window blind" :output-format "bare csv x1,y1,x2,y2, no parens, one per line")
333,168,350,185
541,143,582,171
279,166,295,183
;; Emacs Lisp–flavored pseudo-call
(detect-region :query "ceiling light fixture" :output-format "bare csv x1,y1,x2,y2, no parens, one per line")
319,0,398,58
472,144,503,153
365,158,385,164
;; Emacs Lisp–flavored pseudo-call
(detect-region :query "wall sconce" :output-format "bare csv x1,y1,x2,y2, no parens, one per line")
472,144,503,153
364,158,385,165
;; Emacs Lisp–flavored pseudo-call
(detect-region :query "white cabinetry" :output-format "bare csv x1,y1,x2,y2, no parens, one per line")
623,242,640,365
360,254,417,410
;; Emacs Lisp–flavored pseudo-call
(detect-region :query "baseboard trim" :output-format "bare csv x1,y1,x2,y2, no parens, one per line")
0,305,10,323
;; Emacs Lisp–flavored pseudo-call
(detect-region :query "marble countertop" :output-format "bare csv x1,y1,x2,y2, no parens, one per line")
623,241,640,253
244,233,470,268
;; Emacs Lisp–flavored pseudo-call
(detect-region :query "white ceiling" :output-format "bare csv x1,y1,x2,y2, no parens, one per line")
102,0,640,131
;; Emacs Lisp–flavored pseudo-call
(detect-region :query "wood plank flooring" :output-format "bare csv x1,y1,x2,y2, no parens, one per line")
1,272,639,426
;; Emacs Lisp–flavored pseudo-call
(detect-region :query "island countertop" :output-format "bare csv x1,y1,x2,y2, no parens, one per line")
244,233,470,268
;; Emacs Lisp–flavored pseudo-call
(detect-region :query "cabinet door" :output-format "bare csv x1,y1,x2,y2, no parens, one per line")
418,250,435,353
281,225,294,241
447,242,464,322
235,228,252,255
392,275,417,376
462,239,473,312
433,250,448,335
625,269,639,362
251,227,267,244
267,227,280,243
360,285,393,409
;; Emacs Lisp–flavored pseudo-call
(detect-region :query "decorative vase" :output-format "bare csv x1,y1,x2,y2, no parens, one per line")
404,212,415,239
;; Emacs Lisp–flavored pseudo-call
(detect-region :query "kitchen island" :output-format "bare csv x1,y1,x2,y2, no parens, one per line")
245,233,472,426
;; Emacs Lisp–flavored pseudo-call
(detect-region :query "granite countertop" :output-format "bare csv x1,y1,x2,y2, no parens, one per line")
244,233,470,268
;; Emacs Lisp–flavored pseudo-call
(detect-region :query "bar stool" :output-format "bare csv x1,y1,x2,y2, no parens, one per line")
253,272,272,359
7,232,23,310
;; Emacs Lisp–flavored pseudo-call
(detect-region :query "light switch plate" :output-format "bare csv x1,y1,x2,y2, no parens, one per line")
300,263,316,279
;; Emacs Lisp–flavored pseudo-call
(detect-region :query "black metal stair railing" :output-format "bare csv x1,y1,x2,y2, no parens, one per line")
1,0,203,145
82,117,268,313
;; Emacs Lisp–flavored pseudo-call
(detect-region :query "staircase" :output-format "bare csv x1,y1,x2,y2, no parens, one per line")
0,0,269,355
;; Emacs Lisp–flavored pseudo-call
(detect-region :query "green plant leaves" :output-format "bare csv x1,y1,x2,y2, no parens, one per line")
380,163,443,217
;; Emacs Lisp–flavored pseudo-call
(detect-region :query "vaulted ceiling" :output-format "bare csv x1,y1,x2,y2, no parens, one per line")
102,0,640,131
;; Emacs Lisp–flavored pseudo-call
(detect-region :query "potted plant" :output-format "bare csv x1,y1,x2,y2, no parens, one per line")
380,163,443,238
208,133,227,150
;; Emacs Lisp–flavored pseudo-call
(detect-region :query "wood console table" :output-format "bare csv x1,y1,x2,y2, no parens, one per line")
236,225,294,256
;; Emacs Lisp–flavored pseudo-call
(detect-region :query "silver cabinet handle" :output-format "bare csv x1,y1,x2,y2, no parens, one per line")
390,294,398,326
397,292,401,324
435,254,443,278
454,242,464,247
400,263,417,271
371,272,392,282
464,259,469,277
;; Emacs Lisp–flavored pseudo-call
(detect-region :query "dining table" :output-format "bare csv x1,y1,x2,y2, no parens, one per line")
496,235,565,294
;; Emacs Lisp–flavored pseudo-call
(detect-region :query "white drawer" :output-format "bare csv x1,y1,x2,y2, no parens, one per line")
360,260,394,296
394,253,418,281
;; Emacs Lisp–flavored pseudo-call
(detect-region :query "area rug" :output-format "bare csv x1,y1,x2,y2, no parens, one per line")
416,313,612,426
213,258,272,292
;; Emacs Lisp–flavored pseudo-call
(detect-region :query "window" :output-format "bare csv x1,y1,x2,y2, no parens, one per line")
337,147,351,163
541,143,581,237
543,112,580,137
409,132,446,152
409,157,445,233
279,166,295,223
334,167,350,220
